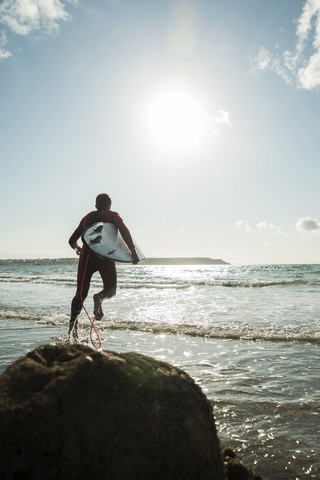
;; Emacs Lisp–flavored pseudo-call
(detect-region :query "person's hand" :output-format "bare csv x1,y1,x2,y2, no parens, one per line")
130,247,139,265
75,246,82,256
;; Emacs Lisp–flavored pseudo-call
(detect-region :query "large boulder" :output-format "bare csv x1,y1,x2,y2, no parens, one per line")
0,343,226,480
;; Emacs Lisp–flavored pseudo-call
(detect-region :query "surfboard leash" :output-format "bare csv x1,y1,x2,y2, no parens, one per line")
80,254,102,350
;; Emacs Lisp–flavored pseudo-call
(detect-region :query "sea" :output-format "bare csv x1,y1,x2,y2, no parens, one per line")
0,260,319,480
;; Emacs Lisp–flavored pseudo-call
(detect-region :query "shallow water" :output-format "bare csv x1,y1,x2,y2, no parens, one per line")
0,261,319,479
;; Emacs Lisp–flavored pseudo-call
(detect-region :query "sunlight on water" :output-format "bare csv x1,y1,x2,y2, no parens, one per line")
1,262,320,479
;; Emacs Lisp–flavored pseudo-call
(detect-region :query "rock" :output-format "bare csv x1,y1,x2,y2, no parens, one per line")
221,447,262,480
0,343,226,480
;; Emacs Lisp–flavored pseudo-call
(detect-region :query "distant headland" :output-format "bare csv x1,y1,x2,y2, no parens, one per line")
140,257,229,265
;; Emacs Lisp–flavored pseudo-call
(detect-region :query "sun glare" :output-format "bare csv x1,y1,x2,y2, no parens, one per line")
142,87,208,157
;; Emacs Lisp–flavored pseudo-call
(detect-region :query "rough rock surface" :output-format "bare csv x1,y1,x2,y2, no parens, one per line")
221,447,262,480
0,343,226,480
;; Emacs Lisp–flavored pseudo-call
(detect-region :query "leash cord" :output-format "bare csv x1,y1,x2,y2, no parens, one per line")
80,253,102,350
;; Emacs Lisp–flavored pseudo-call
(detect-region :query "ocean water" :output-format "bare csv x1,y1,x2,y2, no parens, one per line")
0,260,319,479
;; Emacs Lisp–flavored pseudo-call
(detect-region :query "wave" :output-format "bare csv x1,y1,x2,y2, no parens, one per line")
0,274,76,286
101,321,320,344
0,308,68,324
191,278,320,288
1,307,319,345
0,258,77,266
1,273,319,289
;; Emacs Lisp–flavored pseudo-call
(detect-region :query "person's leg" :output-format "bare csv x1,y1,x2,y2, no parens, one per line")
93,259,117,320
69,253,95,336
69,296,81,335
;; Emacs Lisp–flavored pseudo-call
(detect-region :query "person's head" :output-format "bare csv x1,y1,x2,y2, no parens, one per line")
95,193,112,211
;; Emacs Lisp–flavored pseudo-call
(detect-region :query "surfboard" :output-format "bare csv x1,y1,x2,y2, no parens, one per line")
82,222,145,263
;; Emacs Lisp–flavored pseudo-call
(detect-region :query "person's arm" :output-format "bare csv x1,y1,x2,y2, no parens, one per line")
71,244,82,255
112,213,140,264
129,246,140,265
68,220,85,255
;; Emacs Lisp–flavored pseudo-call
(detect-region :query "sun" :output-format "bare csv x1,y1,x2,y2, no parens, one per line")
142,87,208,157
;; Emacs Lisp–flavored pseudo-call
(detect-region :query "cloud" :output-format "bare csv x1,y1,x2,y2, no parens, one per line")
296,0,320,89
250,0,320,90
250,47,293,86
236,220,287,236
297,51,320,89
250,47,271,73
257,222,288,236
208,110,231,136
197,108,232,139
0,0,78,57
0,31,11,59
296,216,320,233
236,220,251,232
212,110,231,126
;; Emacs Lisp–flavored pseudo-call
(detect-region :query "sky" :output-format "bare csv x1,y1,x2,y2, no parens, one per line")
0,0,319,264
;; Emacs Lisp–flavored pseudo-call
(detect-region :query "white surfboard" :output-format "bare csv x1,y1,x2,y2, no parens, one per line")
82,222,145,263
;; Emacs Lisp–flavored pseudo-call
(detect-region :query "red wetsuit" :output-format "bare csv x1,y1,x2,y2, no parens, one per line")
68,208,135,332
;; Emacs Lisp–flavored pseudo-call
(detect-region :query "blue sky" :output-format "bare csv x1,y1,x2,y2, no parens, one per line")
0,0,319,264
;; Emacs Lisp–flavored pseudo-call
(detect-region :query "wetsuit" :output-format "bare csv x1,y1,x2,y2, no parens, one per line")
68,208,135,333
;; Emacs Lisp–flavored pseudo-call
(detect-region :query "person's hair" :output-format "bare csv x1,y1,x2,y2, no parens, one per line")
96,193,112,210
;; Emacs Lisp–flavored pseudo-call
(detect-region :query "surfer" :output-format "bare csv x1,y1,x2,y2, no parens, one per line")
68,193,139,340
